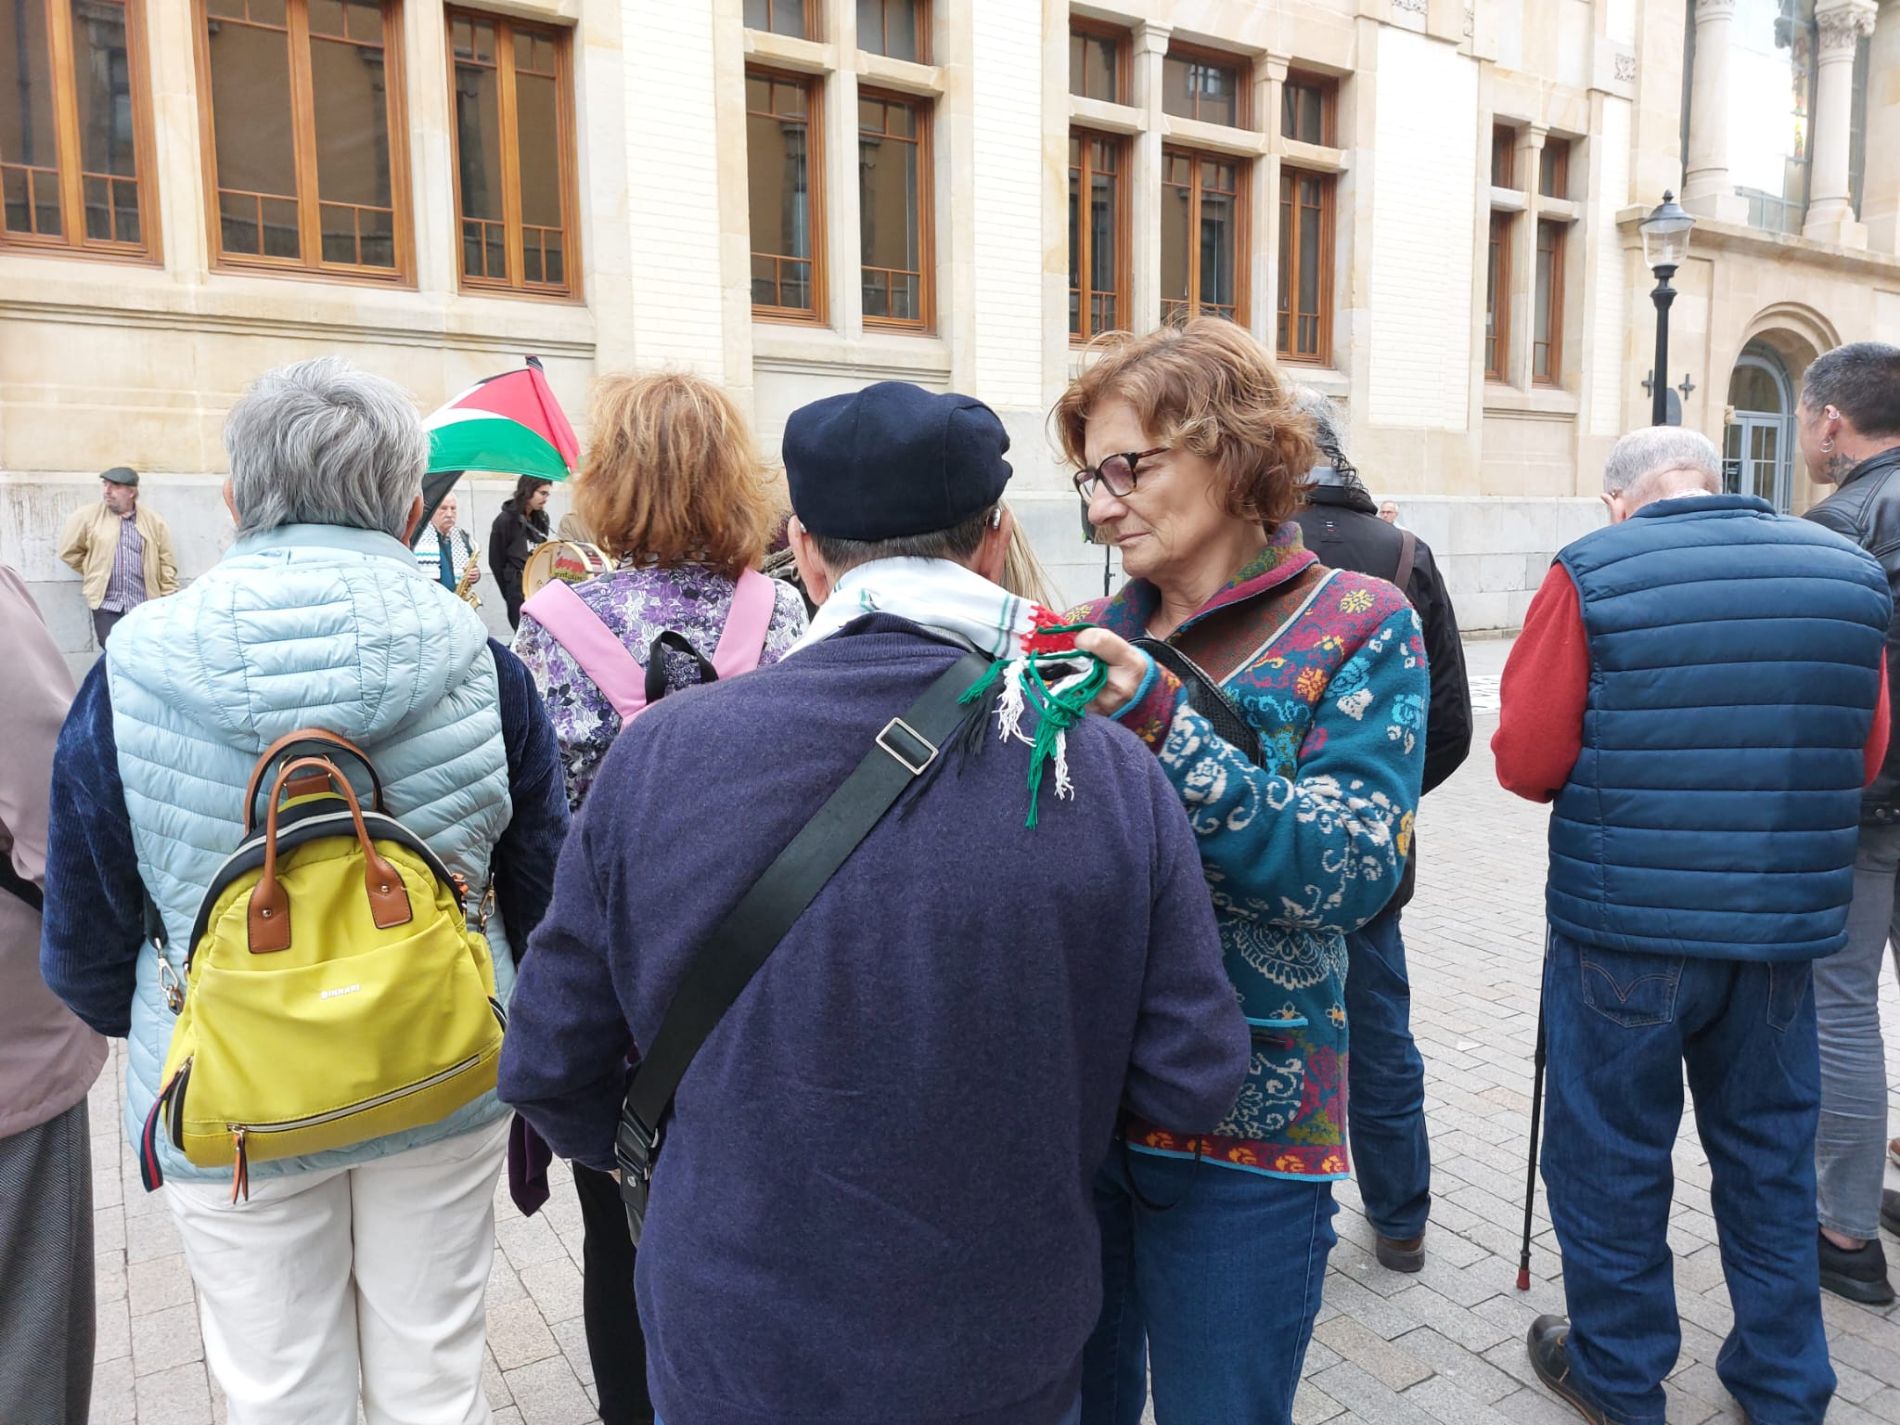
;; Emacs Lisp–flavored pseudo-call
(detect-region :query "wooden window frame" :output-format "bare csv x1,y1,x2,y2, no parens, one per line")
858,0,928,64
1,0,160,262
1160,145,1248,327
744,0,819,40
1276,165,1333,365
1069,128,1128,343
747,65,827,325
1280,70,1336,148
1490,123,1516,189
446,8,582,302
1068,17,1129,105
857,86,933,333
1162,41,1249,130
1538,136,1570,200
1484,210,1513,381
193,0,414,284
1533,218,1565,387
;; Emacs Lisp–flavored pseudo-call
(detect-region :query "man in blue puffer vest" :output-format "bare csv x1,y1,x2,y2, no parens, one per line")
1495,426,1891,1425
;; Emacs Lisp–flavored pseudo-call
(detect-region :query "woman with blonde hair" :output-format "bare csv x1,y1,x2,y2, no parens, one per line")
1055,319,1428,1425
510,371,807,1423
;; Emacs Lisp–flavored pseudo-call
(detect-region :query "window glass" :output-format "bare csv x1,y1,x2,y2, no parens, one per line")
1161,148,1240,325
743,0,809,39
748,71,818,314
452,16,504,281
70,0,141,244
858,0,922,62
1,0,63,237
1069,27,1120,102
1485,211,1512,379
1162,51,1242,127
1534,220,1562,383
206,8,300,260
859,94,925,324
1538,138,1569,200
1491,124,1515,188
1281,74,1332,145
1277,168,1331,361
309,1,395,268
1068,132,1122,339
1727,0,1814,233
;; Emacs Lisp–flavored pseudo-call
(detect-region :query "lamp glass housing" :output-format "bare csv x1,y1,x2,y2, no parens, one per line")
1640,192,1696,272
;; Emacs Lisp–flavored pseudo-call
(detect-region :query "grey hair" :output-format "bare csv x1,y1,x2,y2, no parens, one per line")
807,504,1000,577
1292,386,1350,469
1803,342,1900,438
224,358,428,540
1602,426,1722,497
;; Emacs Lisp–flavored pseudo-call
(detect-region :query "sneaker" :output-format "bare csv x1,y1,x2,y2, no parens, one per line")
1375,1232,1426,1273
1525,1315,1610,1425
1818,1227,1897,1306
1881,1190,1900,1239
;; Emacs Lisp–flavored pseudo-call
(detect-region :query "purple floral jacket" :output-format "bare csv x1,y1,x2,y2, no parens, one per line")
513,563,809,810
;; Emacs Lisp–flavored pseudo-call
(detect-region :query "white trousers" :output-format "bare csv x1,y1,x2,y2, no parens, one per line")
165,1118,509,1425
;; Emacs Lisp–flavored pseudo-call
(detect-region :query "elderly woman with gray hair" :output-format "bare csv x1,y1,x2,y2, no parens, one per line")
40,358,570,1424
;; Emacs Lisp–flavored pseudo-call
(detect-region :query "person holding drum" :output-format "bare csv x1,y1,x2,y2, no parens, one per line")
509,371,807,1424
490,475,554,628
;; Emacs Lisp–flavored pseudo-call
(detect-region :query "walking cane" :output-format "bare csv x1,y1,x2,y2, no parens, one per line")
1516,987,1548,1292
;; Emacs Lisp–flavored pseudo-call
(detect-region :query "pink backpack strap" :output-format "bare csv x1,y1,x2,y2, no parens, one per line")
521,581,653,721
710,568,777,679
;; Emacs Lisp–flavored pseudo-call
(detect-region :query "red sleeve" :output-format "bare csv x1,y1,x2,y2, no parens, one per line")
1492,563,1589,803
1866,649,1890,787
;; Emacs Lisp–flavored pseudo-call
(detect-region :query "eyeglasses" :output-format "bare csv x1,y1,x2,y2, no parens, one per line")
1073,447,1170,501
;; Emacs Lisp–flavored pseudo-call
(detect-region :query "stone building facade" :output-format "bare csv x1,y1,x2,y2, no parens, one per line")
2,0,1897,667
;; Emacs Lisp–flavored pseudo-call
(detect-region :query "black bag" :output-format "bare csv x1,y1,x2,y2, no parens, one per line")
0,856,43,915
616,651,990,1244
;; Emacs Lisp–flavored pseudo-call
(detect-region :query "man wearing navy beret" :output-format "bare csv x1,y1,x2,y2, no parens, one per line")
501,380,1248,1425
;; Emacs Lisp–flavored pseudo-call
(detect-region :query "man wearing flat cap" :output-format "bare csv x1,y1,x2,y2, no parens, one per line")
57,467,177,650
501,380,1247,1425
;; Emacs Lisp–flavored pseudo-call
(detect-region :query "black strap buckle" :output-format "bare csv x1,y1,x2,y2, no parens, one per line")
615,1105,660,1245
875,716,939,776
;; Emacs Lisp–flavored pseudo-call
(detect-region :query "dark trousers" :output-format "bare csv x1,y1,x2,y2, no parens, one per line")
572,1162,653,1425
1541,930,1834,1425
1343,901,1432,1239
92,607,125,648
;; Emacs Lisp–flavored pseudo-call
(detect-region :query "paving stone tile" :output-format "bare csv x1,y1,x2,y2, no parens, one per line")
519,1254,586,1326
1303,1363,1437,1424
96,1294,131,1363
92,1354,138,1424
128,1252,195,1317
486,1298,561,1372
1390,1326,1518,1404
551,1316,595,1387
131,1302,204,1374
503,1355,600,1425
1398,1374,1518,1425
133,1362,211,1425
1312,1315,1432,1391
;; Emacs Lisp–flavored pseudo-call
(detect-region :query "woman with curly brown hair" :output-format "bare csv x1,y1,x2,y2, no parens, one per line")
510,371,807,1424
1055,319,1429,1425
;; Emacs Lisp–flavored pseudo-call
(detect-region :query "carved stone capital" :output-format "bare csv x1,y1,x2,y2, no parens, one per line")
1694,0,1739,21
1815,0,1878,56
1614,50,1637,82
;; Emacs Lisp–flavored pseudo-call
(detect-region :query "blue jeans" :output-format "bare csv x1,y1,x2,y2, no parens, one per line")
659,1407,1082,1425
1540,931,1835,1425
1344,901,1431,1239
1081,1149,1336,1425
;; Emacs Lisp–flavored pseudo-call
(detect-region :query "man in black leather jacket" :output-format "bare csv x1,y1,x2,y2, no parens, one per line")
1291,389,1473,1273
1799,341,1900,1306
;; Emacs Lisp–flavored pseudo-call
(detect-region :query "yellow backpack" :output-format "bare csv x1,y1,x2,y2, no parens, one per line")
139,730,505,1201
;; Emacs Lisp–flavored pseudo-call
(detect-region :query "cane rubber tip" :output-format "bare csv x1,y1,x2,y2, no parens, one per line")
1515,1267,1531,1292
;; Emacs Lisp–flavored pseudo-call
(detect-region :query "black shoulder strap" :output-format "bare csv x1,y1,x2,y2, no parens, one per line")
0,856,42,915
1393,529,1418,592
621,649,989,1146
644,631,718,707
1132,638,1262,766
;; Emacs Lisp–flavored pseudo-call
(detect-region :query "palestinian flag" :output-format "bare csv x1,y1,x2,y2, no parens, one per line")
424,357,580,483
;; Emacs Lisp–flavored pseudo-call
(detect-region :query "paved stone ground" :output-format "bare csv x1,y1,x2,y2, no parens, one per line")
86,638,1900,1424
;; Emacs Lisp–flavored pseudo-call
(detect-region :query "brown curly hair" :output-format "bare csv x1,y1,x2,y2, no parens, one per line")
1051,318,1317,529
573,371,785,575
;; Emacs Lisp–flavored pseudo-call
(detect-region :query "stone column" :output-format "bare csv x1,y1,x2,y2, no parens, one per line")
1254,55,1289,353
1128,22,1171,333
1803,0,1879,246
1681,0,1748,223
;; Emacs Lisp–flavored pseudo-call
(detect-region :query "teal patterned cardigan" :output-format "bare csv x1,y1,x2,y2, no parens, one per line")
1073,523,1428,1180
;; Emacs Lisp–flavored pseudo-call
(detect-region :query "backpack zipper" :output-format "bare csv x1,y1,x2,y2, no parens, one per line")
223,1053,485,1203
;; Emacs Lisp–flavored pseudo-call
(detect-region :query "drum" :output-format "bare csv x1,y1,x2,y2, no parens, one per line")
521,540,612,597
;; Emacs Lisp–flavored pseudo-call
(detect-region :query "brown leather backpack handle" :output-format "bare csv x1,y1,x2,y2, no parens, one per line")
247,757,414,954
243,730,385,837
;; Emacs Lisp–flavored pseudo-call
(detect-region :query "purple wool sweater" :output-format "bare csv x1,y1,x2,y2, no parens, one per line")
499,615,1248,1425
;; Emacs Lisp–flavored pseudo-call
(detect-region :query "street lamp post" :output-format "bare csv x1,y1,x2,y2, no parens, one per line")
1639,192,1696,426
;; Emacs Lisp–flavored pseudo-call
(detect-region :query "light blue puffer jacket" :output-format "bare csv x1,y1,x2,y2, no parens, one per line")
106,524,516,1182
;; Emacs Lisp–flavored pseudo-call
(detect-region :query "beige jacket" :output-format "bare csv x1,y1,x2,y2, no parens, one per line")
0,566,105,1138
57,500,178,609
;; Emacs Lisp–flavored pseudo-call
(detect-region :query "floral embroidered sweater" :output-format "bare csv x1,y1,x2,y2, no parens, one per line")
1071,523,1428,1180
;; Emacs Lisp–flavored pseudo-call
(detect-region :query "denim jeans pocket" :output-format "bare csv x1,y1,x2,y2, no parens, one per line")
1578,947,1684,1029
1765,961,1812,1034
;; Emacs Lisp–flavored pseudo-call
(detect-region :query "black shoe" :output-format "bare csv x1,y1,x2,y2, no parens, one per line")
1525,1316,1610,1425
1883,1190,1900,1239
1818,1227,1897,1305
1375,1232,1425,1273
